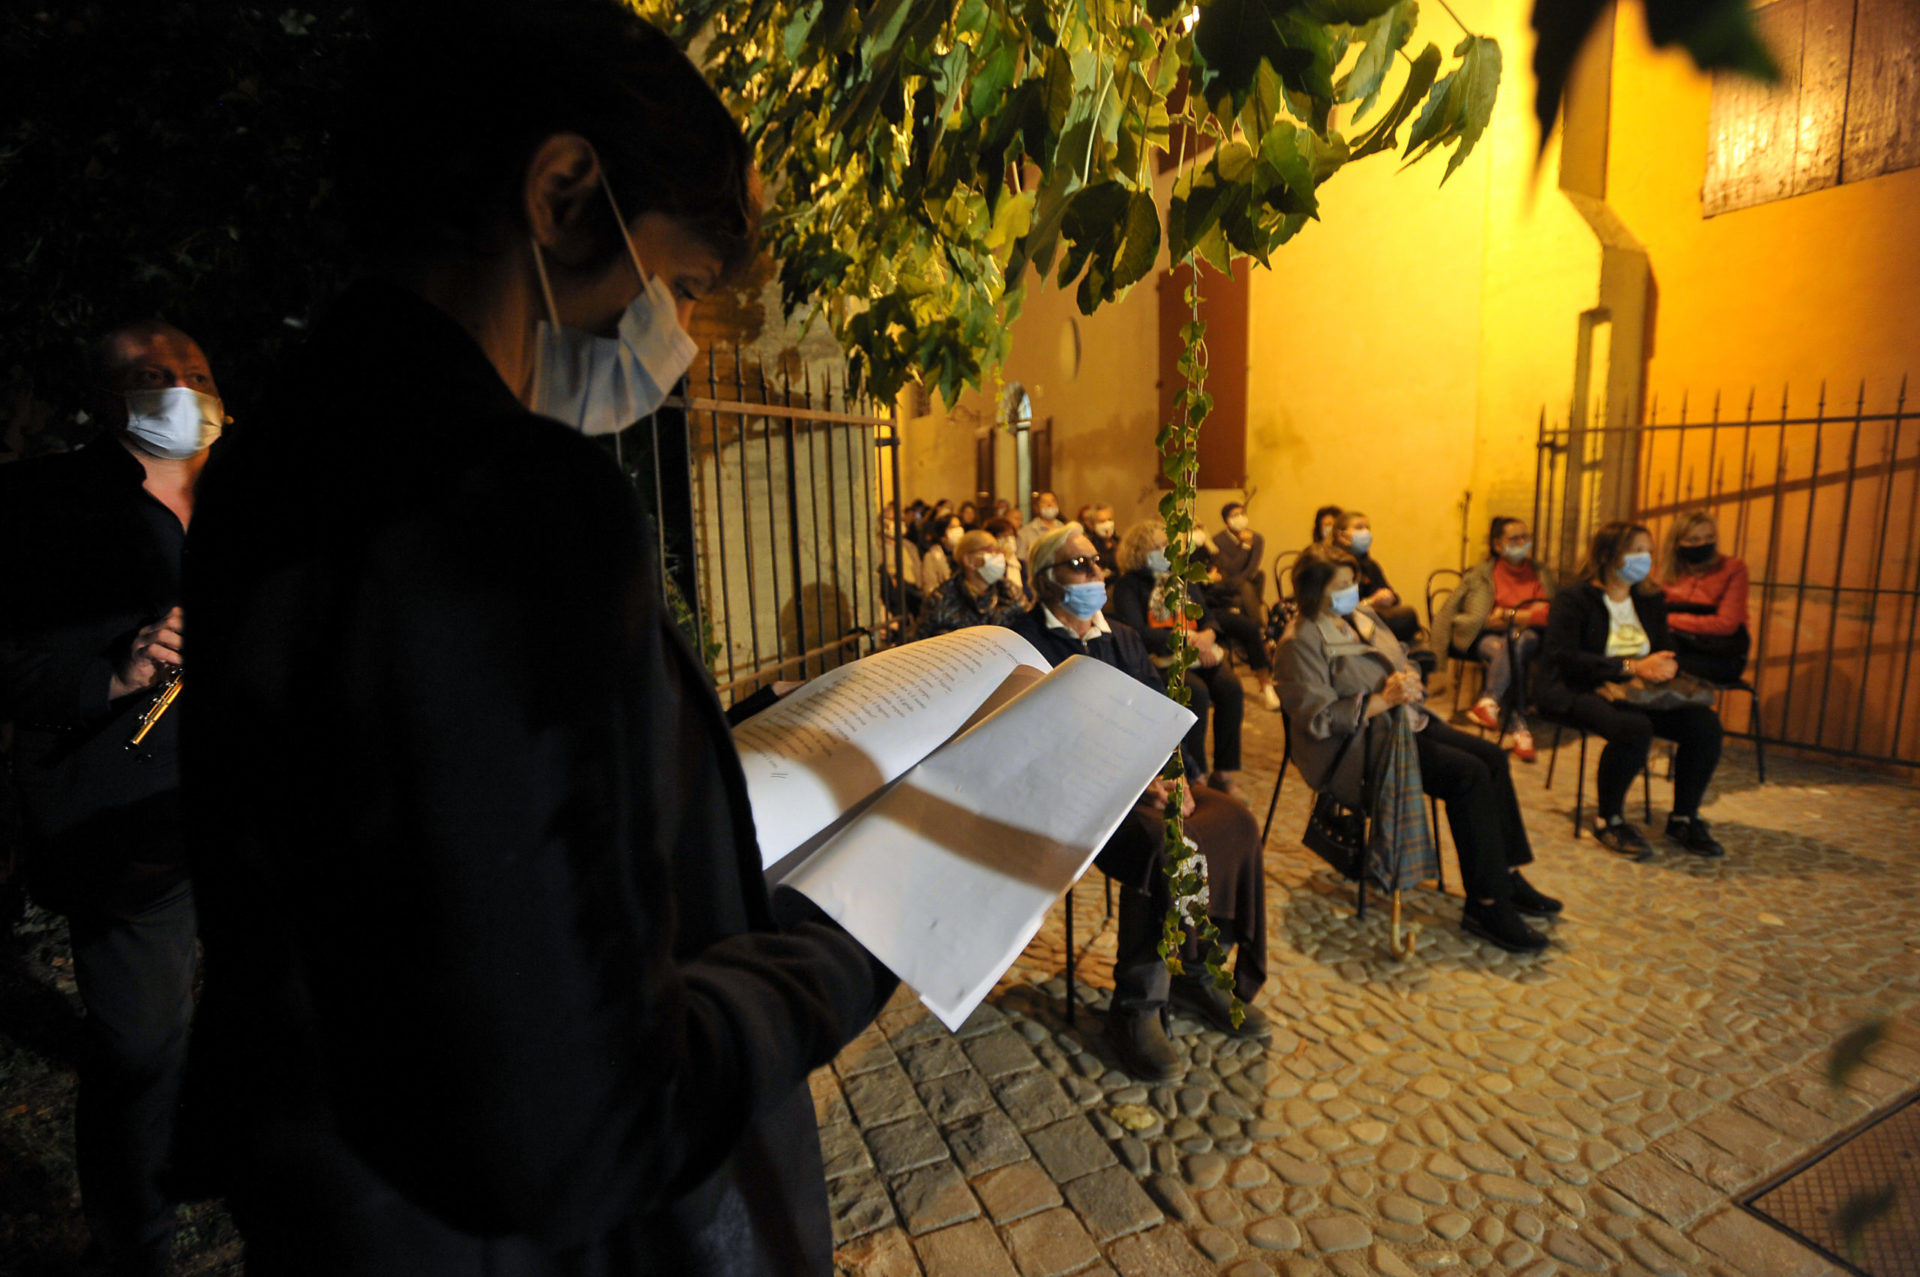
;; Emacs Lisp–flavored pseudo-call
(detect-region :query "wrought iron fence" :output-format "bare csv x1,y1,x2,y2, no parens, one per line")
611,348,906,707
1534,379,1919,769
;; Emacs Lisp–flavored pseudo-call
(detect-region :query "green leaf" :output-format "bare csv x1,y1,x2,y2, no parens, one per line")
1402,34,1500,183
1531,0,1774,152
1192,0,1339,117
1303,0,1399,20
1836,1185,1898,1265
1336,0,1417,119
1826,1018,1889,1090
1347,41,1438,159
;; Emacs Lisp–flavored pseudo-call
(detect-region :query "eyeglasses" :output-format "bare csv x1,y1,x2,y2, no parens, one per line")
1048,555,1105,577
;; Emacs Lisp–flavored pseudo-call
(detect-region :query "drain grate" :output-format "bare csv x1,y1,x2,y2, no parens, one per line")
1744,1092,1920,1277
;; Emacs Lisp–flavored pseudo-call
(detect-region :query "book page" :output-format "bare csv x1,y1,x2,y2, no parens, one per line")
780,654,1196,1031
733,626,1050,868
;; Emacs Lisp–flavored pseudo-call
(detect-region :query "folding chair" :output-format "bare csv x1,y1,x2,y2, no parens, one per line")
1536,714,1654,837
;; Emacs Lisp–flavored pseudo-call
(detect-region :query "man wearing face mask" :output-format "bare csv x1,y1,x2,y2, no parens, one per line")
0,319,223,1275
909,529,1024,641
179,7,896,1273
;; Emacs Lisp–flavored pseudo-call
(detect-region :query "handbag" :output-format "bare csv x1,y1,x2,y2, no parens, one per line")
1301,721,1372,881
1623,672,1718,710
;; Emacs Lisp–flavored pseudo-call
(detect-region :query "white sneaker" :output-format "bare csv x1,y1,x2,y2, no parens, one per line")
1261,684,1281,711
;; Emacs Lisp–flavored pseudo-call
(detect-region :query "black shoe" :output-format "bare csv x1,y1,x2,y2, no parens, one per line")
1507,872,1563,917
1666,815,1725,857
1593,819,1652,861
1169,973,1273,1042
1104,1008,1184,1083
1462,898,1549,953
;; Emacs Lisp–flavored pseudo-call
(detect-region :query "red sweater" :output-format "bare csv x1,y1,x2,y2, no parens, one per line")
1664,556,1749,636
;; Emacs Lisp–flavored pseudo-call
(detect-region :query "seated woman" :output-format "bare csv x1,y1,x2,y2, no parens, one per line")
1331,510,1425,654
1432,516,1557,761
1109,523,1275,795
911,529,1025,640
1087,503,1120,574
877,504,923,623
1662,512,1751,684
1538,521,1726,860
1311,504,1343,546
1276,543,1558,953
1005,526,1270,1082
919,512,962,591
982,516,1030,600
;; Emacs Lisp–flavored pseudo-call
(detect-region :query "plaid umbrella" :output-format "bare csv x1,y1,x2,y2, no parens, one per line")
1366,707,1437,892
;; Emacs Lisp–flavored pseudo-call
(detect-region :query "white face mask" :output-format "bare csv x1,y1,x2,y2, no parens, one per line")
1037,504,1059,521
528,175,698,436
1227,513,1249,532
977,553,1007,585
123,387,223,460
1093,520,1115,538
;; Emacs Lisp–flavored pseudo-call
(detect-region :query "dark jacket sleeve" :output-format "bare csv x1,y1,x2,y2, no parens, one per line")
1108,574,1174,657
201,435,893,1243
1543,583,1627,694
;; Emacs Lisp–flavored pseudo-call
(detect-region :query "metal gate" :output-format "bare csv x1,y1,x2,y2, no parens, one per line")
613,348,906,707
1534,379,1919,769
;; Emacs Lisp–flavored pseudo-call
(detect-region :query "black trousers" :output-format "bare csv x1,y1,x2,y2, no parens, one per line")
1376,603,1421,645
67,880,197,1272
1183,662,1244,773
1553,694,1723,819
1110,790,1267,1013
1212,611,1270,673
1416,719,1534,901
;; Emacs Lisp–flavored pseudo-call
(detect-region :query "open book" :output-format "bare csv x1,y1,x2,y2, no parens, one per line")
732,626,1195,1030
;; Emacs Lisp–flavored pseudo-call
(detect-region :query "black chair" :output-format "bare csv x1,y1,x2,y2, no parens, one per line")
1260,713,1450,914
1536,714,1655,836
1716,678,1767,783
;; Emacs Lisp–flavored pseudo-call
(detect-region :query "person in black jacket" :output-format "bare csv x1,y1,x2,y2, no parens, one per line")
179,8,895,1273
1005,526,1271,1083
0,320,221,1276
1538,521,1726,860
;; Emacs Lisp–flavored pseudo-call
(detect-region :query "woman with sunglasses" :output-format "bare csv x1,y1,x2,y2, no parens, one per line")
1004,526,1271,1084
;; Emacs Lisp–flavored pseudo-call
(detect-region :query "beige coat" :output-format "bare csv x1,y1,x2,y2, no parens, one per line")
1274,606,1414,807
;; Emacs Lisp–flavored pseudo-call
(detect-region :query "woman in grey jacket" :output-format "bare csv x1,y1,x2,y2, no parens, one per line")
1432,517,1557,760
1276,544,1558,952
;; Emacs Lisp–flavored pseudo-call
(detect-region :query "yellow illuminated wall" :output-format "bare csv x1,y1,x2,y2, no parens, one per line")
903,0,1919,629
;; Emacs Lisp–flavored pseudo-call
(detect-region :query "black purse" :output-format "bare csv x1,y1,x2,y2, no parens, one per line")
1301,723,1372,882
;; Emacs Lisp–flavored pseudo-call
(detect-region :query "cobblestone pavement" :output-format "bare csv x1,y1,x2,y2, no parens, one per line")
822,695,1920,1276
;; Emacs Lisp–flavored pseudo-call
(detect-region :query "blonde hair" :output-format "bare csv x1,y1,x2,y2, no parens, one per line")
1027,521,1086,582
1663,511,1721,580
956,529,999,561
1116,519,1168,573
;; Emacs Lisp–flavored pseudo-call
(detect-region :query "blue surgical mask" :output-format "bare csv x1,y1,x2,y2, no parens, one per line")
1616,551,1653,585
1059,581,1107,619
1501,541,1531,563
1349,530,1373,555
1145,548,1171,574
1329,584,1361,616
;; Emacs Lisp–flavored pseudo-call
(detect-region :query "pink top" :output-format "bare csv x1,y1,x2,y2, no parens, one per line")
1664,556,1750,636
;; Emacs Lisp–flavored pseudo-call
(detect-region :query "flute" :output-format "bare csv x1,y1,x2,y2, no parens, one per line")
126,667,184,751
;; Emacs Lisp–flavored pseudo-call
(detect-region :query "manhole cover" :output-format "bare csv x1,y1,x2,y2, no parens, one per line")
1744,1092,1920,1277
